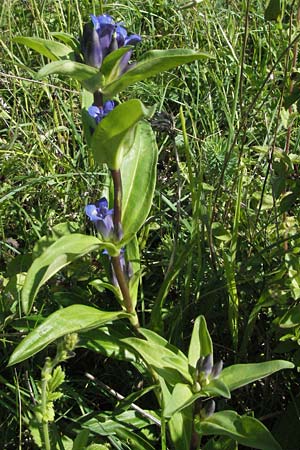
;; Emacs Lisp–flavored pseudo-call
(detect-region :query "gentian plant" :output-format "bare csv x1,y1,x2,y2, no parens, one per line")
8,10,294,450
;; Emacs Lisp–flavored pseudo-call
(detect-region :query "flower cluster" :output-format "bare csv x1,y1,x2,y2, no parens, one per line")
81,14,142,72
193,354,223,393
88,101,115,125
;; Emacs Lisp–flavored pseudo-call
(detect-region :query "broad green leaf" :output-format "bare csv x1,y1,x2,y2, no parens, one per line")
90,99,153,170
164,379,230,419
72,429,89,450
163,383,193,418
100,46,133,81
102,49,214,97
219,360,294,392
202,436,238,450
188,315,213,369
279,305,300,328
123,333,192,385
84,411,160,450
120,121,158,244
37,61,102,92
50,32,79,50
168,407,193,450
13,36,74,60
80,326,138,362
201,379,231,399
8,305,128,365
195,411,282,450
32,221,79,258
21,234,108,314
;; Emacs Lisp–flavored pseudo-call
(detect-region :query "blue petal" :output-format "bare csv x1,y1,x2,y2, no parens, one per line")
96,197,109,210
85,204,99,221
103,100,115,115
118,50,132,74
98,14,114,25
116,24,127,47
88,105,101,118
125,33,142,46
96,214,114,238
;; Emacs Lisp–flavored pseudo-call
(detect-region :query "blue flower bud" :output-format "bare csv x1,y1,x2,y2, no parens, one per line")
210,360,223,379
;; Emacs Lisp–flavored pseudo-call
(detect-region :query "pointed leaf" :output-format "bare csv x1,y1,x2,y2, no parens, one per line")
195,411,282,450
219,360,294,392
101,46,133,81
102,49,214,97
37,61,102,92
163,383,194,418
123,334,192,385
90,99,153,170
188,315,213,369
120,121,158,244
164,379,230,419
168,407,193,450
21,234,113,314
8,306,128,365
279,304,300,328
13,36,74,60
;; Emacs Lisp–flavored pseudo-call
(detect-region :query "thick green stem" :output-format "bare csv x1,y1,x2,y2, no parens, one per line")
111,255,140,329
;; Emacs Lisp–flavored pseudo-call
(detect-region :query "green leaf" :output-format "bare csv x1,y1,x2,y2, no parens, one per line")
279,305,300,328
13,36,75,60
21,234,107,314
80,325,138,362
163,383,194,418
265,0,282,22
100,46,133,81
188,315,213,369
8,305,128,365
123,331,192,385
195,411,282,450
164,379,230,419
72,429,89,450
219,360,294,392
90,99,153,170
202,436,238,450
102,49,214,97
168,407,193,450
37,60,102,92
120,121,158,244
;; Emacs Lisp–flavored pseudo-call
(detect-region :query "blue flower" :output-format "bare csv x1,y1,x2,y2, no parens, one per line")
81,14,142,71
85,197,114,239
88,100,115,125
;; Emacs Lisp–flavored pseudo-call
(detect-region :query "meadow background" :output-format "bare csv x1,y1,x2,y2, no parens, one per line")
1,0,300,449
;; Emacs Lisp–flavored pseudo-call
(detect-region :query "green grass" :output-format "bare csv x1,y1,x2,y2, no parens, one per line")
1,0,300,448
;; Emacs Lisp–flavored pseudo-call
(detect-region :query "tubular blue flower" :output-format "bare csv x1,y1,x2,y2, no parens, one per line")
81,14,142,72
88,100,115,125
85,197,114,239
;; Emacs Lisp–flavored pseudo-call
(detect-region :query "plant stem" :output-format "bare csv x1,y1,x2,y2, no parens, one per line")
41,362,51,450
111,255,140,329
93,90,103,108
111,169,123,241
